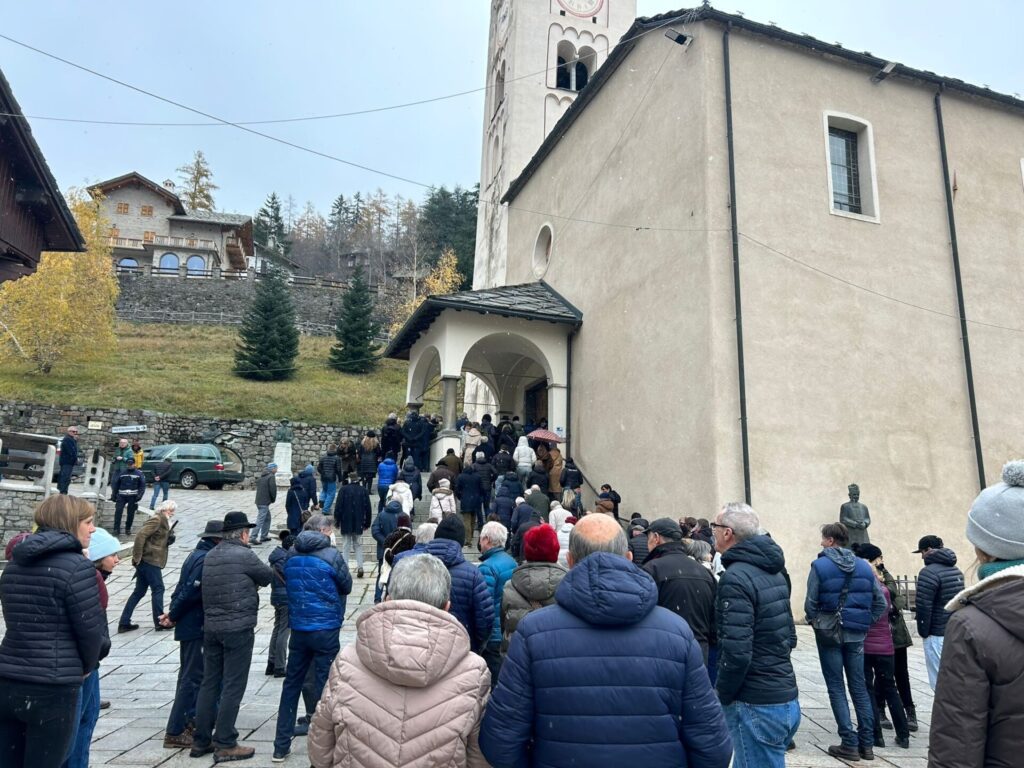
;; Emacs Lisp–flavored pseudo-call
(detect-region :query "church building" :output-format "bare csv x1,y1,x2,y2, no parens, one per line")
388,4,1024,599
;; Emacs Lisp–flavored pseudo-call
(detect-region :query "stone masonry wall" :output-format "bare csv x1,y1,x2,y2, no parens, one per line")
0,400,373,489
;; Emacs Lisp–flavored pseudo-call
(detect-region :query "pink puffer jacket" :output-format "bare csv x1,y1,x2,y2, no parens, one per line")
307,599,491,768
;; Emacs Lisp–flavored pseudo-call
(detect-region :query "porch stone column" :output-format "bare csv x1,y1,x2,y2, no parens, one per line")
547,383,569,445
441,376,460,430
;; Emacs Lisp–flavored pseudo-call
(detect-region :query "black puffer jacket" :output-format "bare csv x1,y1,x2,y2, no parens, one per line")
201,538,274,634
642,541,717,653
716,535,798,706
380,419,403,458
0,529,108,685
916,548,964,638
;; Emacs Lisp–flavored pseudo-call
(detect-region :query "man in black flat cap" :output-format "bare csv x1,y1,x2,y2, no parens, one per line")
190,512,273,763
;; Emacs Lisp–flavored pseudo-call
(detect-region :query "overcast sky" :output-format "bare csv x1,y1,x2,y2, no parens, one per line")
3,1,1021,216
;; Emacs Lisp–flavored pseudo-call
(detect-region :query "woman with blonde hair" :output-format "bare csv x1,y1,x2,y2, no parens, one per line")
0,496,108,768
358,431,382,489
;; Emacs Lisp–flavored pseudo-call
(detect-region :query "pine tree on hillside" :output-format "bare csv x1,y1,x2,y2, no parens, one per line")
176,150,218,211
254,192,289,254
233,268,299,381
329,266,380,374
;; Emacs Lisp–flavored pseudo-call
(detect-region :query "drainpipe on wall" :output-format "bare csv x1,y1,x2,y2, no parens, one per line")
565,328,575,459
723,23,752,505
934,88,986,491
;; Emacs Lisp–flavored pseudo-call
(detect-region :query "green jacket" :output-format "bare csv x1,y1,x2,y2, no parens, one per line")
112,445,135,469
882,567,913,649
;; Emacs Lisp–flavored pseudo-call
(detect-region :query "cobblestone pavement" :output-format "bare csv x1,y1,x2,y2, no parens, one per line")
4,488,936,767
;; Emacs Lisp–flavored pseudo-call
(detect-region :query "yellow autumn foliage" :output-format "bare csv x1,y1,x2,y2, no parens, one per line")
389,248,463,335
0,188,119,373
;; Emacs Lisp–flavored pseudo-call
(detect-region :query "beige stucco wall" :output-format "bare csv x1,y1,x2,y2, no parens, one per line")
501,19,1024,610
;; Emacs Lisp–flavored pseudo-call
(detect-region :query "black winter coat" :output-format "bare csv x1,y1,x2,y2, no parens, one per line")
642,541,718,653
916,548,964,638
59,434,79,466
317,452,341,484
456,466,487,512
510,503,535,535
489,493,516,530
380,419,403,458
269,544,290,607
168,538,217,641
715,535,798,706
628,532,650,565
400,458,422,500
472,458,496,490
0,529,108,685
527,469,549,495
335,482,371,535
201,538,273,634
492,451,513,475
560,462,583,490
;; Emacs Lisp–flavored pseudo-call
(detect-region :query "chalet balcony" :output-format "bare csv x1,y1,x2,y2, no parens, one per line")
107,235,219,252
225,235,243,257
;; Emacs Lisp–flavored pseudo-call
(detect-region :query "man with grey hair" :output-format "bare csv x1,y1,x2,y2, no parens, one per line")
272,513,351,761
477,521,516,689
307,555,491,767
481,514,732,767
713,502,800,768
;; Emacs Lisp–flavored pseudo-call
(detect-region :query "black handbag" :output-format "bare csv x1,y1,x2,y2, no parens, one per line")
812,570,853,646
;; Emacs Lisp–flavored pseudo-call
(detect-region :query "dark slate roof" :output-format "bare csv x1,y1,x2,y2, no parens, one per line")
503,5,1024,204
385,281,582,360
89,171,187,215
0,68,85,253
170,210,251,226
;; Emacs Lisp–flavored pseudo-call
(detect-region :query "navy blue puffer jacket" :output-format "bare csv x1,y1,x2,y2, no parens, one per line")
371,501,402,561
489,492,516,530
480,552,732,768
269,544,290,607
806,547,883,635
284,531,352,632
716,535,798,706
915,548,964,638
423,537,494,652
168,537,217,641
0,529,109,685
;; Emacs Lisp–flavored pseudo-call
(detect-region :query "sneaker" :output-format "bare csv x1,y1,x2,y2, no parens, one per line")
907,706,919,732
117,624,139,633
859,747,875,761
189,744,214,758
895,736,910,749
164,731,193,749
99,700,111,710
827,744,860,761
271,749,290,762
293,718,309,736
213,745,255,763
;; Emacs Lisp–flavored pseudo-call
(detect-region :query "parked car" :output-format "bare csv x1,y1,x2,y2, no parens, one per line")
140,443,244,490
0,447,85,483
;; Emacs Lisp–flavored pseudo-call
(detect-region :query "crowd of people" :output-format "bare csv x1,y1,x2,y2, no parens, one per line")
3,413,1023,767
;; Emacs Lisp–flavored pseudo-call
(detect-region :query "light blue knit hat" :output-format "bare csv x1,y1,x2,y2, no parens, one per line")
88,528,121,562
967,460,1024,561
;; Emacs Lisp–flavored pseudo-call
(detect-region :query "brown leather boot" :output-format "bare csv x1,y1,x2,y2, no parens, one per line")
213,745,256,763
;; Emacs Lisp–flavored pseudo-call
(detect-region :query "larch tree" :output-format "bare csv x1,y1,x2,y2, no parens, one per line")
233,268,299,381
388,247,463,335
0,188,119,373
176,150,219,211
329,266,380,374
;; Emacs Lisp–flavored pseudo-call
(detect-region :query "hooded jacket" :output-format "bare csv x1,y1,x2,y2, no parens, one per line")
335,481,372,535
472,457,496,490
489,491,516,530
492,450,513,475
805,546,885,636
559,460,582,490
400,457,423,499
284,531,352,632
380,418,403,458
269,543,290,607
0,529,109,685
545,447,564,494
300,464,318,503
478,546,518,644
201,537,273,634
642,540,718,654
480,552,732,768
387,480,414,515
928,565,1024,768
716,535,799,707
377,457,399,488
556,522,572,568
372,502,403,561
500,561,567,652
456,465,487,512
424,538,494,652
429,486,457,519
547,503,570,532
169,537,217,641
510,502,535,535
916,547,964,638
512,437,536,471
285,476,308,531
307,600,490,768
255,468,277,506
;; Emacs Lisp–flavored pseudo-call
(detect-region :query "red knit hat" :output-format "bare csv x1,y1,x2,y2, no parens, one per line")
523,524,560,563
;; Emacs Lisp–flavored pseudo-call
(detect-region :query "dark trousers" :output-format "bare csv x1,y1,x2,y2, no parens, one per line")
865,653,910,739
877,646,915,714
377,485,389,513
193,628,255,750
269,605,290,673
166,638,205,735
273,628,339,754
63,668,99,768
482,641,503,691
0,677,80,768
57,464,74,495
113,496,139,533
119,562,164,627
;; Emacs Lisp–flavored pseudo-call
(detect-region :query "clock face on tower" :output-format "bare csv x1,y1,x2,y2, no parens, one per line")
556,0,603,18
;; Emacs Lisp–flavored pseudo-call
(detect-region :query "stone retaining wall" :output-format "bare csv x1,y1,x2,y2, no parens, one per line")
0,400,373,489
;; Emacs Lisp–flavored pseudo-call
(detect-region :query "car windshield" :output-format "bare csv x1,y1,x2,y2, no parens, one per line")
146,446,172,459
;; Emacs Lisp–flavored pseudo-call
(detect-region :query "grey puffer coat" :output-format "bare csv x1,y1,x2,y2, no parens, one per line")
201,538,274,634
0,529,109,685
500,561,567,652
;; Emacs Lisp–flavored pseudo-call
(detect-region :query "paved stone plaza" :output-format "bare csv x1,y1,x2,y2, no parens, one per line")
2,489,937,767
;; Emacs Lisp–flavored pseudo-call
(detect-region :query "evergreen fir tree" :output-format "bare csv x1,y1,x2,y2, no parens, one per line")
329,266,380,374
254,192,289,254
233,268,299,381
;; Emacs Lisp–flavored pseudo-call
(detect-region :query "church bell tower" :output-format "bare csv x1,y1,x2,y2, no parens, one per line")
472,0,636,289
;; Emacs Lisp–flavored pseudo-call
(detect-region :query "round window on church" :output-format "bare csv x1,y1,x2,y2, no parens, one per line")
533,224,553,278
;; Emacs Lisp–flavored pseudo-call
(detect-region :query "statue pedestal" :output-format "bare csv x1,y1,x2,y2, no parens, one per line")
273,442,293,487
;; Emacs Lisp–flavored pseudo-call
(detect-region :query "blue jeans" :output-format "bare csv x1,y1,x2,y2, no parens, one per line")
320,482,337,515
166,638,204,735
149,481,170,509
254,505,272,542
923,635,944,690
817,636,874,748
120,562,165,627
62,669,99,768
723,699,800,768
273,629,339,754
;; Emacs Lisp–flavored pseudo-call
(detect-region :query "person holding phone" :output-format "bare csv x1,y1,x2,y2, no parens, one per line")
118,500,177,632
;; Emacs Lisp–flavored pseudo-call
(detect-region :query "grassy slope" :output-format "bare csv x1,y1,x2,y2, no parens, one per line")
0,323,410,425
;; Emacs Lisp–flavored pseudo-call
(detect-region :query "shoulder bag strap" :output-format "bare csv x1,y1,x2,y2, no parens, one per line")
836,569,854,611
